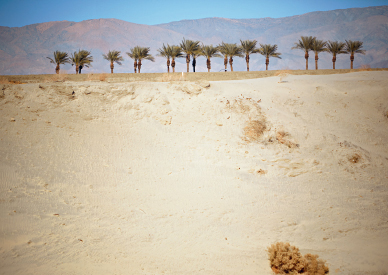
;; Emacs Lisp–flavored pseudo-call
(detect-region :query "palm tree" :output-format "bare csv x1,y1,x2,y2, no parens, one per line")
170,46,183,73
136,47,154,73
217,42,229,71
126,46,141,73
70,50,93,74
102,50,124,73
219,43,243,72
292,36,315,70
200,45,221,72
258,44,282,70
46,51,70,74
240,40,258,71
180,38,201,72
310,39,327,70
345,40,366,69
326,41,347,69
157,44,173,73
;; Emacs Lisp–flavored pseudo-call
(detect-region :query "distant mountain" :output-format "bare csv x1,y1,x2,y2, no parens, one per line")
0,6,387,75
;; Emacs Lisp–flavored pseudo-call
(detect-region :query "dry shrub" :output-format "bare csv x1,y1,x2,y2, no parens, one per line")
243,119,267,142
275,70,291,83
358,64,372,71
304,254,330,275
268,242,329,275
384,110,388,119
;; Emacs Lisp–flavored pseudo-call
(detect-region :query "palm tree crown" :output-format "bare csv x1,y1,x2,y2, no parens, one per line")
180,38,201,72
157,44,173,73
71,50,93,74
127,46,154,73
345,40,366,69
310,39,327,70
47,51,70,74
240,39,258,71
102,50,124,73
219,42,243,72
200,45,221,72
326,41,347,69
258,44,281,70
170,45,183,73
292,36,315,70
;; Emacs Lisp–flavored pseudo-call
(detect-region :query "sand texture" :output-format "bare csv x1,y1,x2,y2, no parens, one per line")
0,71,388,274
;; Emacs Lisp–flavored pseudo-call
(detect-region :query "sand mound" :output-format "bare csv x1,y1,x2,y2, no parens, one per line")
0,71,387,275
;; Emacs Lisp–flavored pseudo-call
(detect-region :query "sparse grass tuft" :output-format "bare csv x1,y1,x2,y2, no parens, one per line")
0,76,25,84
45,72,68,83
268,242,329,275
243,119,267,142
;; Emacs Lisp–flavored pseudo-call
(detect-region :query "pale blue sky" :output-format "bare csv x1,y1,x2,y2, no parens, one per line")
0,0,387,27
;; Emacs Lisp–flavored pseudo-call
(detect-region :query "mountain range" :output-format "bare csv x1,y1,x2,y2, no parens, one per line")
0,5,387,75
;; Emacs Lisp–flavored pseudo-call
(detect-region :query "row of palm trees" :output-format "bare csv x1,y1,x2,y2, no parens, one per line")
292,36,365,70
47,37,365,74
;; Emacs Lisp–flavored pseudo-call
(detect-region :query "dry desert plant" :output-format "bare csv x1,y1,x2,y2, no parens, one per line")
358,64,372,71
304,253,330,275
45,72,68,83
243,119,267,142
268,242,329,275
275,70,291,83
99,73,108,81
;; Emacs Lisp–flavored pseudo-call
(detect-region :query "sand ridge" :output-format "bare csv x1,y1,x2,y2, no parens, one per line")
0,71,388,274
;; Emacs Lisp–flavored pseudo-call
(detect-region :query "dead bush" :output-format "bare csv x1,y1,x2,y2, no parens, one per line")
243,119,267,142
304,254,330,275
99,73,108,81
275,70,291,83
268,242,329,275
358,64,372,71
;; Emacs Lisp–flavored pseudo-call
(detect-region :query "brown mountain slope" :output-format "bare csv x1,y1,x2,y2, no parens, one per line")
0,6,387,75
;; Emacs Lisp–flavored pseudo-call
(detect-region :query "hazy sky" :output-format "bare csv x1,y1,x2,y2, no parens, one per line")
0,0,387,27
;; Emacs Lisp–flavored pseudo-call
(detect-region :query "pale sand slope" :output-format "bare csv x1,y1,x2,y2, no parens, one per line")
0,71,387,275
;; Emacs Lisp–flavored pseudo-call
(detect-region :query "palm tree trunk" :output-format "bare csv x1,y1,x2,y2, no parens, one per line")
138,60,142,73
207,58,211,72
265,57,269,71
167,58,170,73
75,65,79,74
315,53,318,70
134,60,137,73
110,62,114,74
56,64,60,74
172,59,175,73
332,56,336,69
186,55,190,72
224,57,228,71
305,52,309,70
246,55,250,71
350,54,354,69
229,57,233,72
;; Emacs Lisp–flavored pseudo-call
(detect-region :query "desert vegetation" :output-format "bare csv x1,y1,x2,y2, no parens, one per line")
47,36,366,73
268,242,329,274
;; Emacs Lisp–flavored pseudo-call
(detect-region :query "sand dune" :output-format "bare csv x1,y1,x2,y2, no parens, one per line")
0,71,387,274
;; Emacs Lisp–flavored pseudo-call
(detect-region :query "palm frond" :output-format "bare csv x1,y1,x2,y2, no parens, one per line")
345,40,366,55
258,44,282,58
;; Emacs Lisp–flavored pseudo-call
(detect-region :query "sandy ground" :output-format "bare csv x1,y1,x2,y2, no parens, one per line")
0,71,387,275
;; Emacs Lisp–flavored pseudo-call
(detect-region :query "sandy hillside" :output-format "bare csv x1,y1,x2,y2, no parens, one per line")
0,71,387,275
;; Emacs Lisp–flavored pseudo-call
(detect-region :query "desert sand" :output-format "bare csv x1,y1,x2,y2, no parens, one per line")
0,71,387,275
